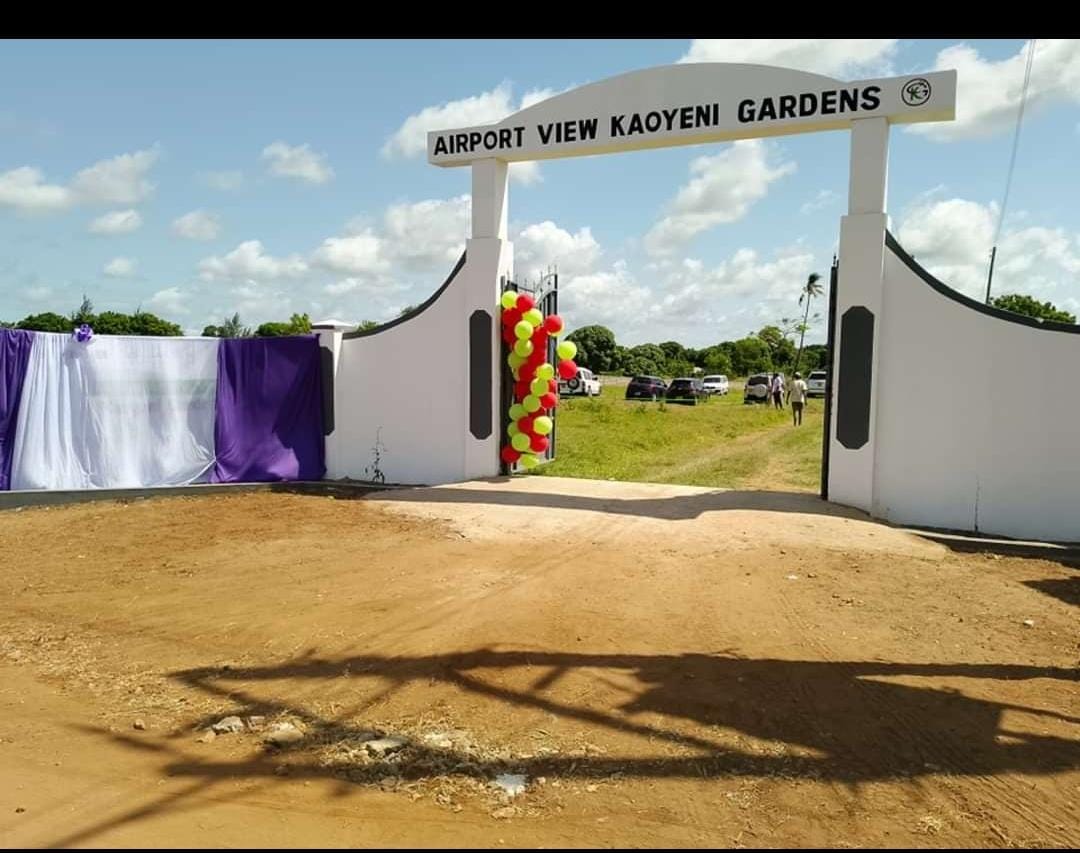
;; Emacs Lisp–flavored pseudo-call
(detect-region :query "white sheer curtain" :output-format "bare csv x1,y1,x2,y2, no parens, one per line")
10,333,219,490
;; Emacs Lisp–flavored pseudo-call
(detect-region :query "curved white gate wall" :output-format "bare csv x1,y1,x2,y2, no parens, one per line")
321,238,510,487
871,235,1080,541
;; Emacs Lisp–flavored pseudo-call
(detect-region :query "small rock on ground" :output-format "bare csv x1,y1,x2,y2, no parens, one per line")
263,722,305,745
212,716,246,734
364,736,408,757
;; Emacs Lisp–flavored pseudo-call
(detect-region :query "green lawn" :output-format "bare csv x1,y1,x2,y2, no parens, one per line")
534,379,824,493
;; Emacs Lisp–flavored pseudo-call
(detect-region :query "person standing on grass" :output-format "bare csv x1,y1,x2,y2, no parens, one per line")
771,372,785,409
788,371,808,426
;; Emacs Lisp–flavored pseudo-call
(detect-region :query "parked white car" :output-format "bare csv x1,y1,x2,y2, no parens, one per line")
807,369,827,398
702,374,729,395
559,366,601,397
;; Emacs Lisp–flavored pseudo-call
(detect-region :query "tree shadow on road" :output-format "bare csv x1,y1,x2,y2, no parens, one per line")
47,649,1080,847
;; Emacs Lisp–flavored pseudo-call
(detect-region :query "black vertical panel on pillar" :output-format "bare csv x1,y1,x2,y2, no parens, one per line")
469,310,493,440
319,345,335,436
820,259,838,499
836,306,874,450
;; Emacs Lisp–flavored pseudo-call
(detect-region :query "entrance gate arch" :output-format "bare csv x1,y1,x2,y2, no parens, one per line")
318,60,1080,540
426,61,958,516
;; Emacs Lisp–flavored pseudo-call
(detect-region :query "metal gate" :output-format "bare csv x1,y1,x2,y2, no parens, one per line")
500,271,559,474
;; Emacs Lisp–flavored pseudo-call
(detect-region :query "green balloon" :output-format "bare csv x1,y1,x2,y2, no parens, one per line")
509,403,526,421
536,363,555,381
530,377,548,397
523,308,544,326
508,352,525,369
508,422,520,437
511,432,531,452
514,339,534,358
533,415,553,435
523,395,541,413
514,320,533,340
557,340,577,361
501,291,518,310
520,453,540,470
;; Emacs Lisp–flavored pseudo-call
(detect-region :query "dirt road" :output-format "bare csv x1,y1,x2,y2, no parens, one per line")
1,477,1076,847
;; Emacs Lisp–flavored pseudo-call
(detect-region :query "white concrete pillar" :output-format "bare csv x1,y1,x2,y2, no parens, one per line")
471,158,509,240
311,321,352,479
828,118,890,513
462,158,512,479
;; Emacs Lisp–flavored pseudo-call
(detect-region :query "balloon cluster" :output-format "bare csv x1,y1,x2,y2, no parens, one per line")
499,290,578,470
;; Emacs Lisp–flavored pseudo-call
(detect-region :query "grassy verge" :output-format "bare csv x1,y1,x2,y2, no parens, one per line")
535,381,824,492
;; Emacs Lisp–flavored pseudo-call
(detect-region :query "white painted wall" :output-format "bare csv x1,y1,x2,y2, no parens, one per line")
872,241,1080,541
328,242,510,486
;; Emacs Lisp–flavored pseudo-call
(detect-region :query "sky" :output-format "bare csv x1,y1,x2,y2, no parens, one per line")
2,38,1079,347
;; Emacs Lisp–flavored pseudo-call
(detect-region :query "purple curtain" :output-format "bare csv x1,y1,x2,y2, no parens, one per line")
211,335,325,483
0,329,34,490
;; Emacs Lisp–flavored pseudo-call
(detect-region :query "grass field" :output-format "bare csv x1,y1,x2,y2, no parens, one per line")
536,378,824,492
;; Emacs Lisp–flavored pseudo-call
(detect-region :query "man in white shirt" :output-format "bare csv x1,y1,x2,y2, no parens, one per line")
788,371,808,426
770,373,785,409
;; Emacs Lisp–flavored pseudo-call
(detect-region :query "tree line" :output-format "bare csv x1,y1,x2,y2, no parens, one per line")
0,297,314,338
565,324,831,380
3,287,1072,349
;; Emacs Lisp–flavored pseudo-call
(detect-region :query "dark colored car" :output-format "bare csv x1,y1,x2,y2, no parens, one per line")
625,375,667,401
665,377,708,405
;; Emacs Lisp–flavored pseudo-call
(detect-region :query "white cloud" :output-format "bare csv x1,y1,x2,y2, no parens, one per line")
89,209,142,235
679,39,898,78
911,39,1080,141
379,195,471,270
515,221,601,282
70,147,159,205
201,170,243,191
644,140,796,257
146,286,189,316
198,240,309,281
0,147,159,214
103,257,137,277
311,230,387,275
172,209,222,241
896,196,1080,300
25,284,54,303
382,82,517,160
261,141,334,184
381,82,566,186
0,166,75,213
800,190,840,216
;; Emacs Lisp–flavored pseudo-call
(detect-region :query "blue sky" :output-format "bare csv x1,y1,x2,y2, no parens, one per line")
2,38,1079,346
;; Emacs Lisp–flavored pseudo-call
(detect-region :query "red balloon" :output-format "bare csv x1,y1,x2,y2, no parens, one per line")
543,314,564,335
540,392,558,409
501,445,521,464
548,379,558,393
514,380,530,399
516,293,535,312
518,416,536,435
502,326,516,344
558,359,578,380
526,349,545,368
530,434,549,453
519,364,536,383
501,307,522,327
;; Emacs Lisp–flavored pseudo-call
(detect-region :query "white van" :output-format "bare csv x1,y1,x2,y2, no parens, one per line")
702,374,729,395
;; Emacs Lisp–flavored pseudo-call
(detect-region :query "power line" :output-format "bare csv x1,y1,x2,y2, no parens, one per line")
986,38,1036,304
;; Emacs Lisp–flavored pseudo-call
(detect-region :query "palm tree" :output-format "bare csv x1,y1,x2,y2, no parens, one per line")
793,272,823,374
